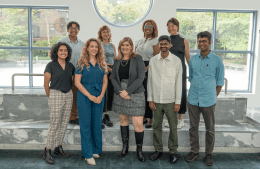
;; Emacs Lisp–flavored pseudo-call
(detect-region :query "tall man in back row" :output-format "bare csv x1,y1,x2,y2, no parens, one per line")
57,21,85,125
185,31,225,166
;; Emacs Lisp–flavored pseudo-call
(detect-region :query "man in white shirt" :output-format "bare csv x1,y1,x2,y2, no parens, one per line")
147,35,182,164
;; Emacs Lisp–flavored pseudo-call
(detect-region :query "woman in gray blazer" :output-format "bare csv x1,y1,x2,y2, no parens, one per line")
111,37,146,162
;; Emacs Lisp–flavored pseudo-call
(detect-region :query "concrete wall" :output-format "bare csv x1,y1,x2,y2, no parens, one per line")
1,0,260,107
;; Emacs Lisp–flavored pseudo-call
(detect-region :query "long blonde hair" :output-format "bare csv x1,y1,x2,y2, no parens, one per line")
116,37,136,60
77,38,107,72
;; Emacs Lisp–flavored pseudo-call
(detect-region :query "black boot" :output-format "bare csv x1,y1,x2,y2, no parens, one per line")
43,148,54,164
135,131,145,162
118,126,129,157
102,114,113,127
54,145,69,157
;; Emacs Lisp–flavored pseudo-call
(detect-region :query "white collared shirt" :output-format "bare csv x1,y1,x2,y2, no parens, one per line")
135,37,158,61
147,52,182,104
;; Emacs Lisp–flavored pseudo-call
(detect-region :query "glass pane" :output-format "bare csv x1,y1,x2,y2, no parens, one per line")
32,9,69,47
216,13,252,51
0,49,29,86
177,12,213,50
94,0,152,27
216,53,249,91
0,8,28,46
32,49,51,87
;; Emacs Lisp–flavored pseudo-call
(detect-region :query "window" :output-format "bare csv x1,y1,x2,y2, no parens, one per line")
0,6,69,88
50,27,56,35
177,9,257,92
32,25,40,38
93,0,153,27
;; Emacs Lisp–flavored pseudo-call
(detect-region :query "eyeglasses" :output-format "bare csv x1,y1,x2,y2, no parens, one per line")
197,40,209,44
69,27,79,31
144,25,153,29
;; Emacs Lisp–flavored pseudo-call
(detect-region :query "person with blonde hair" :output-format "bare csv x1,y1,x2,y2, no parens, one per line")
111,37,146,162
75,38,108,166
97,25,117,129
135,19,160,128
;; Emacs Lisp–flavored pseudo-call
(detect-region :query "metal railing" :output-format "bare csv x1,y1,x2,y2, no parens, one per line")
12,73,44,91
11,73,228,94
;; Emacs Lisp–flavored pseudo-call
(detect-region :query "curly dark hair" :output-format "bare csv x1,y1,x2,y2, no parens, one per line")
67,21,80,31
50,42,72,62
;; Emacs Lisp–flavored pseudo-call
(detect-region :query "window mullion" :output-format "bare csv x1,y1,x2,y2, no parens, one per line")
212,11,217,53
28,7,33,88
248,12,257,92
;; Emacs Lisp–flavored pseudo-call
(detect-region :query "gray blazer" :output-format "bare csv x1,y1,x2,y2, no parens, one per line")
111,54,145,95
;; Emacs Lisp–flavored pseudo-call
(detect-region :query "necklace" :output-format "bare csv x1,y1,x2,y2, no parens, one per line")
121,59,129,67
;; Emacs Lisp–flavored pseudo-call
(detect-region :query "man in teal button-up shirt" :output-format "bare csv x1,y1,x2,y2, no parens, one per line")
185,31,225,166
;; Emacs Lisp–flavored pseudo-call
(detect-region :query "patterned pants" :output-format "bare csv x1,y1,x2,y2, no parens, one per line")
46,89,73,148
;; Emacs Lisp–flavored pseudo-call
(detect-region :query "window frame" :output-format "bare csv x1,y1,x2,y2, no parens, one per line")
0,5,69,89
177,9,258,93
92,0,154,27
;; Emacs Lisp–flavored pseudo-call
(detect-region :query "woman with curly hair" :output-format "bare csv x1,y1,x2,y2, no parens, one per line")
111,37,146,162
75,38,108,166
97,25,116,129
135,19,160,128
43,42,75,164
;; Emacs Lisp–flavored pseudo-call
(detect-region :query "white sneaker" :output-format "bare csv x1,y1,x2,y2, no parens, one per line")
93,154,100,158
177,119,184,129
85,157,96,165
165,122,169,128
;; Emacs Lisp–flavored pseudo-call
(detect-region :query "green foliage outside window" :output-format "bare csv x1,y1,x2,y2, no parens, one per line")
0,8,28,59
0,8,67,60
96,0,151,26
177,12,251,64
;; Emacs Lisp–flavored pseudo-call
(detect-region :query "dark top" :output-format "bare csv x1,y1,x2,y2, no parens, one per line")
170,35,186,69
119,60,130,81
169,34,187,114
44,60,75,93
111,55,145,95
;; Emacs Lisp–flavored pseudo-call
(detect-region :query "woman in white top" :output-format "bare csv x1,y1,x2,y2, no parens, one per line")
135,19,160,128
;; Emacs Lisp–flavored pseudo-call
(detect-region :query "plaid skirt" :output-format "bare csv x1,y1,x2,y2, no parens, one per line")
112,79,145,116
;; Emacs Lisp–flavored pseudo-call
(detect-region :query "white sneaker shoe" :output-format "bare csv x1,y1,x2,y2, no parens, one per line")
93,154,100,158
85,157,96,165
165,122,169,128
177,119,184,129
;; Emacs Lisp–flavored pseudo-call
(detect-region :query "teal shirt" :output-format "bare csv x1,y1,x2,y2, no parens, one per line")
188,51,225,107
57,36,85,67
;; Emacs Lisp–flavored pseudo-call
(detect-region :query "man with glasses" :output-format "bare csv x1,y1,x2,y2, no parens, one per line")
57,21,84,125
185,31,224,166
147,35,182,164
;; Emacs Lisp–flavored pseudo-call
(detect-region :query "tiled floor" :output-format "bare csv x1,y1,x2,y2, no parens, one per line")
0,150,260,169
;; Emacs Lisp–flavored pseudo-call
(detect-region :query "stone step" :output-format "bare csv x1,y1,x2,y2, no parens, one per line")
0,118,259,152
245,107,260,127
2,89,247,121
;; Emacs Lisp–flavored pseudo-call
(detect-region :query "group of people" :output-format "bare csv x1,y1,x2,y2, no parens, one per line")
43,17,225,166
